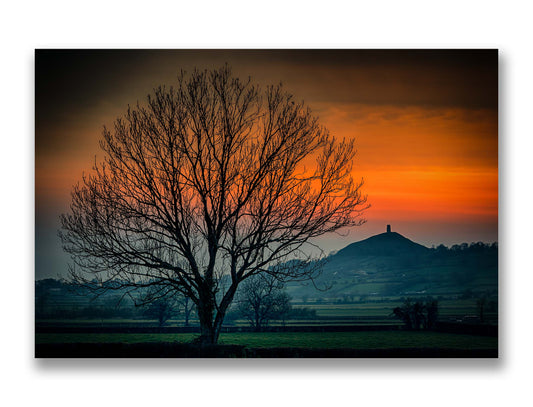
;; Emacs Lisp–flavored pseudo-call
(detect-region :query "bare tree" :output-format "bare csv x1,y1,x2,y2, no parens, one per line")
391,298,439,330
142,296,177,327
237,274,291,332
59,66,368,345
476,296,487,323
178,295,194,327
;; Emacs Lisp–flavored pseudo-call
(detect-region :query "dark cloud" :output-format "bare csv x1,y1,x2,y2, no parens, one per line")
36,49,497,156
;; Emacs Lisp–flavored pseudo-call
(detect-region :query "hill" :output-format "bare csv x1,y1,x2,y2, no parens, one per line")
286,228,497,300
335,231,430,258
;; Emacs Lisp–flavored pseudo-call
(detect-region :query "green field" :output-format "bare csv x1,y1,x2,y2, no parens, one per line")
35,297,497,357
35,331,497,350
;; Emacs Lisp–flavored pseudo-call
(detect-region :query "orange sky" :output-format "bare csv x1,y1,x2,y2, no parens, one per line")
35,50,498,278
321,103,497,218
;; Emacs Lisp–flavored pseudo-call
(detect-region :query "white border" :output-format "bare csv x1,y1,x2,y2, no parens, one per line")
2,1,532,406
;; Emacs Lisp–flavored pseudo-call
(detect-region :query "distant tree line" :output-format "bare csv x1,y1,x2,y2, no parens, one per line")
36,278,317,329
432,241,497,255
35,278,196,323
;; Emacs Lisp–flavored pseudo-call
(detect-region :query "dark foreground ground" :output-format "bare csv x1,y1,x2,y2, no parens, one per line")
36,342,497,358
35,322,498,358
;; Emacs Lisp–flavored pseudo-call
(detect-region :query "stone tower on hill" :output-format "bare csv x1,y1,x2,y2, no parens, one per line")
387,224,391,233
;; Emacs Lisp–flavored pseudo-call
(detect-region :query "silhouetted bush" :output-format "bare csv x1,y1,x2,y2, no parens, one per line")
391,297,439,330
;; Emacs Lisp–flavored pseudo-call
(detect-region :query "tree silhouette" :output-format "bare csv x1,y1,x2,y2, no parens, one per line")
59,66,368,345
236,274,291,332
476,296,487,323
391,297,439,330
142,297,177,327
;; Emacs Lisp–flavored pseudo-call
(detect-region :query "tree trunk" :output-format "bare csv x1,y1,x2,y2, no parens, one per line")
184,298,191,327
195,282,238,346
197,294,216,346
254,309,262,332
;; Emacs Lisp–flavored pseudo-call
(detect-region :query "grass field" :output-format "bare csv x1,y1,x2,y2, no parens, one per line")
35,297,497,358
35,331,497,350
